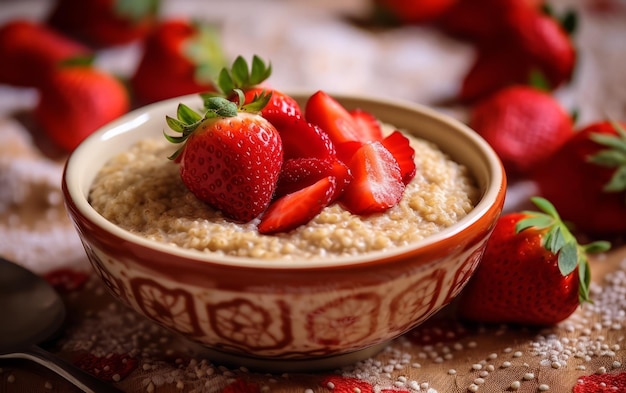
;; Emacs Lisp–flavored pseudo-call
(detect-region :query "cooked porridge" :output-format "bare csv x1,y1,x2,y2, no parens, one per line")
89,132,479,259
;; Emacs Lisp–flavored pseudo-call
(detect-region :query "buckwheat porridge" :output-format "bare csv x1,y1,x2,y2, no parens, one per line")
88,130,479,259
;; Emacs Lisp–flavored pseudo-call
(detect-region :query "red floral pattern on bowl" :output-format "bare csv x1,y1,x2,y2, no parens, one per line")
62,93,506,367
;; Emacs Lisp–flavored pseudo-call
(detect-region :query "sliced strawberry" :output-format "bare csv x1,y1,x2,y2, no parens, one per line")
339,141,405,215
258,176,337,234
382,130,416,184
350,108,384,142
275,157,351,199
244,87,302,128
275,116,336,160
305,90,365,146
334,140,363,165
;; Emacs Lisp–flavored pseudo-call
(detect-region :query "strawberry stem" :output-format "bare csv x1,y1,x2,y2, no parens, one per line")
516,196,611,304
214,55,271,95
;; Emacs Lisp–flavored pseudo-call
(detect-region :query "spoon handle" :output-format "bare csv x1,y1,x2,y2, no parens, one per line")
0,345,124,393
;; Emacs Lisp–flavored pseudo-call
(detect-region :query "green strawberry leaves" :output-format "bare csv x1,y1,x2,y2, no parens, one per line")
588,121,626,195
198,54,273,111
215,55,272,95
516,196,611,303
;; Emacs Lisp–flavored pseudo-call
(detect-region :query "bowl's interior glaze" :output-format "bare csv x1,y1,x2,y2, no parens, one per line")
64,93,505,269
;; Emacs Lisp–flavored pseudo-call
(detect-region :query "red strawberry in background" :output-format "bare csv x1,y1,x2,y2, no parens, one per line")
372,0,460,25
458,197,610,326
0,20,91,88
454,3,577,102
437,0,543,42
130,19,226,106
165,92,283,223
47,0,160,48
458,41,533,103
469,85,574,177
35,57,130,152
532,120,626,235
507,6,577,90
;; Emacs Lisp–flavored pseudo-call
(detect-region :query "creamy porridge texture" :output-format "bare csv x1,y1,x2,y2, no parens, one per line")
89,133,479,259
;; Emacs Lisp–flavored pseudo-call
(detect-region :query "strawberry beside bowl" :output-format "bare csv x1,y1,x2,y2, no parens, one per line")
62,92,506,371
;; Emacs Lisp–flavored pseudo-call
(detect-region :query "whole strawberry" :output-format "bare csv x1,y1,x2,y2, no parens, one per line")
47,0,160,48
532,121,626,235
165,90,283,222
456,4,577,102
507,6,577,91
458,197,610,326
0,20,91,88
469,85,574,177
130,19,225,106
35,57,130,152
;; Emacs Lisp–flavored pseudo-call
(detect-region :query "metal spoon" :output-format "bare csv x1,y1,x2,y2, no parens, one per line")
0,257,122,392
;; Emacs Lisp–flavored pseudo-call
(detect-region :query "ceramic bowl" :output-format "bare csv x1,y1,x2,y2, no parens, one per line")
62,93,506,371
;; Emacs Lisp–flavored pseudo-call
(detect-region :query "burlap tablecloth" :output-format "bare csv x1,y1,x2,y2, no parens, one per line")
1,1,626,392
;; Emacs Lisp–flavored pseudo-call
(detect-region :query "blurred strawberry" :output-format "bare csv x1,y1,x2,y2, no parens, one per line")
454,3,577,102
373,0,459,24
459,40,532,103
47,0,160,48
532,120,626,235
0,20,91,88
437,0,543,42
508,7,577,90
35,57,130,152
130,19,226,106
469,85,574,177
